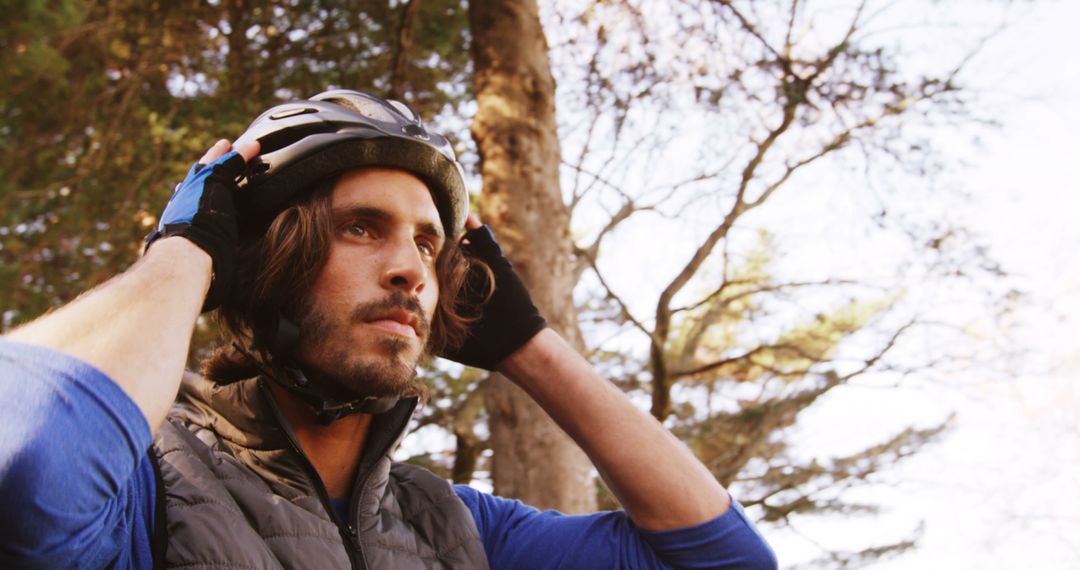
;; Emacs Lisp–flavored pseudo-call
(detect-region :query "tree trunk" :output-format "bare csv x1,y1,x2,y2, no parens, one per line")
224,0,250,100
468,0,596,513
388,0,421,100
451,388,485,484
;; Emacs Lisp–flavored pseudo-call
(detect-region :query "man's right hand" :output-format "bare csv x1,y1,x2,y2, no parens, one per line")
145,139,260,311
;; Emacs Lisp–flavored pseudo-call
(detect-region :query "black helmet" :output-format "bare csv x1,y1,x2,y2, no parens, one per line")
235,89,468,237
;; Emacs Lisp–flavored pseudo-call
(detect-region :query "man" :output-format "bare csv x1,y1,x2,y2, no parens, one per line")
0,90,776,569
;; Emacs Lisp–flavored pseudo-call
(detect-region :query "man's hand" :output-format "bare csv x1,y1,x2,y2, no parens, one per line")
145,139,260,311
439,215,547,370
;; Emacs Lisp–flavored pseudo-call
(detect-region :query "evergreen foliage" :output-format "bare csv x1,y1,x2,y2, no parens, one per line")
0,0,471,335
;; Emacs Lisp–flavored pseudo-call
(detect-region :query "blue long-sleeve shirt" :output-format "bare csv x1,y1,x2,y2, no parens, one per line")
0,339,777,569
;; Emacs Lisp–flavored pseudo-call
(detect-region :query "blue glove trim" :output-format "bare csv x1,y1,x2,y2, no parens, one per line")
157,151,238,231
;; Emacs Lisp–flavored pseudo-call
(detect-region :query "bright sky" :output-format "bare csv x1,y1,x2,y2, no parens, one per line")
763,1,1080,567
875,1,1080,566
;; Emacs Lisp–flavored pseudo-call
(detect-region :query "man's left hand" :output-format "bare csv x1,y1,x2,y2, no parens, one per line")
439,216,547,370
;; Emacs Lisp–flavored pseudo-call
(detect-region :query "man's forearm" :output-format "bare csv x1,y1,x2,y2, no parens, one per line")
5,237,211,431
497,328,731,531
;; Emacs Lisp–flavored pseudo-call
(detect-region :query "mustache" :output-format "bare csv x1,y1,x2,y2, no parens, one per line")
349,292,431,338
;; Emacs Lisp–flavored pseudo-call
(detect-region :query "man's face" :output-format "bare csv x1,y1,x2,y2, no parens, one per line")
293,167,444,400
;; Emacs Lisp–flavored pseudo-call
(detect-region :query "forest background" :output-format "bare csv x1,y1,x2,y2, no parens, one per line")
2,0,1077,568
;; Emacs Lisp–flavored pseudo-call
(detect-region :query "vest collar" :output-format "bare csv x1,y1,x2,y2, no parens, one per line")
173,371,418,503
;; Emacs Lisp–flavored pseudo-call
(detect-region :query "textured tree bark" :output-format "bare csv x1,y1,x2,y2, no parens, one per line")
388,0,422,100
468,0,596,513
451,388,485,484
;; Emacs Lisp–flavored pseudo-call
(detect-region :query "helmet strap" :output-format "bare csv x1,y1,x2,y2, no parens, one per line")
242,312,400,424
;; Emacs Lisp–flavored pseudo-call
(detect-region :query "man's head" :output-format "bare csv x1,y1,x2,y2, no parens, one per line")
205,166,478,402
201,91,486,407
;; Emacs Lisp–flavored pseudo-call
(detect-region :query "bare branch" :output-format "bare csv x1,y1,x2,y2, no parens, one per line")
581,123,659,201
673,278,861,315
673,344,773,379
783,0,800,57
578,248,662,349
579,199,648,259
712,0,785,62
838,319,918,381
801,0,866,86
568,112,607,209
563,159,625,196
673,342,826,379
745,130,850,208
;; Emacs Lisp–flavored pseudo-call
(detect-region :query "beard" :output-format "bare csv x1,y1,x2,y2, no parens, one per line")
292,291,431,401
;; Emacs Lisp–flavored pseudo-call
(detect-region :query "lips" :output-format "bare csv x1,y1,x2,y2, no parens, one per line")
348,293,431,341
366,308,422,338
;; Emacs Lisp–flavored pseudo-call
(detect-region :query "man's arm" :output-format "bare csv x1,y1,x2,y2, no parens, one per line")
5,238,211,431
448,219,735,532
497,329,731,532
444,221,775,567
456,484,774,570
0,340,159,568
0,139,258,566
5,139,258,432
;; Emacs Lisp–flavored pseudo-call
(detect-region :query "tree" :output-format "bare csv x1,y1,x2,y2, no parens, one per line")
468,0,596,513
546,0,1010,565
0,0,472,341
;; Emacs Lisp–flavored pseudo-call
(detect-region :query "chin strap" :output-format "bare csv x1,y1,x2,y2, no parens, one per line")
239,312,400,425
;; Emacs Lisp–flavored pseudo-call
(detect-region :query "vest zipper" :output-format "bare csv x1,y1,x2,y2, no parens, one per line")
344,398,418,565
261,384,367,570
283,432,366,570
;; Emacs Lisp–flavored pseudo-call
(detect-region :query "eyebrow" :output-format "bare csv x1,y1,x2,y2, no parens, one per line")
332,205,445,244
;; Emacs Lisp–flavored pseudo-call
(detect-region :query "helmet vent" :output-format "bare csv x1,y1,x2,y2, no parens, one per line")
402,123,430,140
269,106,317,120
329,96,400,124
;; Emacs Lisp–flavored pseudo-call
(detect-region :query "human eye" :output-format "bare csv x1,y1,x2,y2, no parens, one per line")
416,238,436,258
343,221,368,237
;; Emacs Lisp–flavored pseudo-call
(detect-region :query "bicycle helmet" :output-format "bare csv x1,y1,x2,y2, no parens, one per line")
235,89,468,238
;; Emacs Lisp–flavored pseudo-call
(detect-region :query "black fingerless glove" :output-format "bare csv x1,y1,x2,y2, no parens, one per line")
443,225,547,370
144,152,246,312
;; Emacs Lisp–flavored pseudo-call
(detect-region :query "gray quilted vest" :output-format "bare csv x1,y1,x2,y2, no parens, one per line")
151,373,490,569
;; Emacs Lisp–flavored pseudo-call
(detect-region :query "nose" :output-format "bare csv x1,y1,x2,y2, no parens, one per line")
379,236,428,295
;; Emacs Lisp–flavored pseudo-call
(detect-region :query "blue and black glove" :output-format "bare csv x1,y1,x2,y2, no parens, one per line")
144,151,247,312
442,225,548,370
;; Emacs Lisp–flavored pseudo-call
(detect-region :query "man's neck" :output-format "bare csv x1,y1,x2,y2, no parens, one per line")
267,382,372,499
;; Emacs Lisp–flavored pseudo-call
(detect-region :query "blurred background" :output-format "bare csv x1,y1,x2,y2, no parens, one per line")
2,0,1076,567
